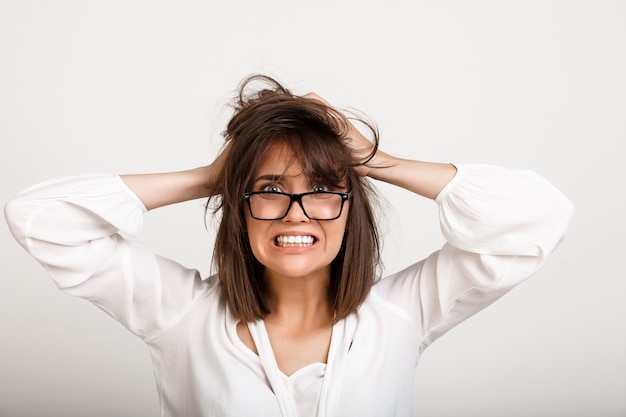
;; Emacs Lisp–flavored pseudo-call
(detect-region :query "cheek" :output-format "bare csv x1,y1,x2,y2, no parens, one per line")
244,217,268,260
326,216,349,254
327,231,347,261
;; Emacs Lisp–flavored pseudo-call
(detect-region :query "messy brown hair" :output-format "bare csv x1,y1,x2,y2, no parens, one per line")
209,75,381,322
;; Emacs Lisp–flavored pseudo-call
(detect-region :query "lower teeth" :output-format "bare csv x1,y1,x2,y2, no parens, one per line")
278,242,312,247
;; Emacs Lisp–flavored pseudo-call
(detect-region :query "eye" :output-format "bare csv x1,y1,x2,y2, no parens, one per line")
260,184,283,193
312,184,331,193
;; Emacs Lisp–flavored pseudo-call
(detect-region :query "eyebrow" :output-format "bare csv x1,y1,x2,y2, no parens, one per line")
253,173,345,189
253,174,284,183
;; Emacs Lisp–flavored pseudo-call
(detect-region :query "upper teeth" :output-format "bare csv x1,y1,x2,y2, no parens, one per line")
276,235,315,245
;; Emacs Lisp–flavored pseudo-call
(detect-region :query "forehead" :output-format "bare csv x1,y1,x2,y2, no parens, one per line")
251,139,348,190
256,142,303,176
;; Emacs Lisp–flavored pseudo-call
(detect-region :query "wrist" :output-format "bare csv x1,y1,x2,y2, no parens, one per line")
362,150,395,180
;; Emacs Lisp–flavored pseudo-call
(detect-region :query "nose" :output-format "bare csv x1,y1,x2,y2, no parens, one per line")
282,198,309,222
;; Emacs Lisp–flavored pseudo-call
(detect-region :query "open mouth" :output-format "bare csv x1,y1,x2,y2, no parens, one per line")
274,235,317,248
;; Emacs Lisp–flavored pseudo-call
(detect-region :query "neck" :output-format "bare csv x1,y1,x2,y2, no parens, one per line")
263,267,333,327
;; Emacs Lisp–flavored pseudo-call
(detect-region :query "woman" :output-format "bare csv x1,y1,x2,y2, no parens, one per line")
5,75,574,417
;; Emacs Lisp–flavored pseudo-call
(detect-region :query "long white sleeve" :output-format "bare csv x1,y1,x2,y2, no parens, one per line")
4,173,212,341
372,164,574,349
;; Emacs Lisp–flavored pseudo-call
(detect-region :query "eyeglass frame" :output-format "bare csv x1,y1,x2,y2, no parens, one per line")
242,190,352,221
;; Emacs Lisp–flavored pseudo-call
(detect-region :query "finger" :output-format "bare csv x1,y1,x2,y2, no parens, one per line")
302,92,330,106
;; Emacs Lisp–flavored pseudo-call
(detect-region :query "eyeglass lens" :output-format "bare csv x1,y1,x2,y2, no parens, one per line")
248,193,344,220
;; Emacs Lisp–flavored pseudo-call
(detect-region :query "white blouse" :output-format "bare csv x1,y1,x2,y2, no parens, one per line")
4,164,574,417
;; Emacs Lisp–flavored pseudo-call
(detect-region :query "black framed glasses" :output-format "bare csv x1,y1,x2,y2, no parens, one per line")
243,191,351,220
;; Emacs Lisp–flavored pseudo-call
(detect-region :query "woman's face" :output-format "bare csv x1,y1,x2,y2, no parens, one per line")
244,142,349,283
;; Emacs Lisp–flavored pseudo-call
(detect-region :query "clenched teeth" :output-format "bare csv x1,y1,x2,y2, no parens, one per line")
275,235,315,247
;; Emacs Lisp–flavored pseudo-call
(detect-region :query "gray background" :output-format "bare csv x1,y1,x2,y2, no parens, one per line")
1,1,624,416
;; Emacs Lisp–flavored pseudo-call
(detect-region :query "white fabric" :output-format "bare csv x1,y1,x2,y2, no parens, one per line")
4,164,574,417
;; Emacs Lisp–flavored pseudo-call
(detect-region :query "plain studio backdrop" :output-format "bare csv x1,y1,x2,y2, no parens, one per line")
1,1,624,416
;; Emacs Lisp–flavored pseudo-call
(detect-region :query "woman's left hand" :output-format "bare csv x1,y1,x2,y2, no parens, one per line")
303,92,456,199
303,92,382,177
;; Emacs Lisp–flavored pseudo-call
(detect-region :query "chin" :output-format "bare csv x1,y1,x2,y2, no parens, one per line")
263,259,332,281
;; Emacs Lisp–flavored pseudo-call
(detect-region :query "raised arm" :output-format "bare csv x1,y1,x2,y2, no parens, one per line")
305,93,574,348
360,152,457,200
4,145,233,340
120,143,230,210
303,93,456,199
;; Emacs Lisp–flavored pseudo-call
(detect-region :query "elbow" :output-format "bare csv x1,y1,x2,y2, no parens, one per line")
4,194,45,251
563,195,576,224
552,192,575,241
535,193,575,260
4,197,27,248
